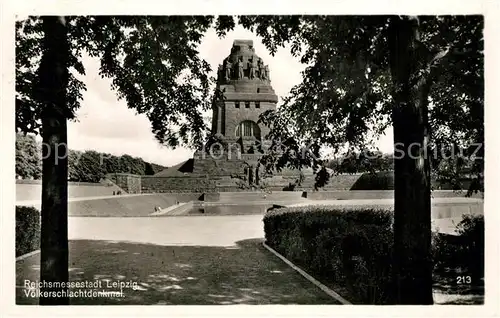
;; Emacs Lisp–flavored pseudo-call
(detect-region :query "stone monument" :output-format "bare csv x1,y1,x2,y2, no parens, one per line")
192,40,278,183
151,40,312,191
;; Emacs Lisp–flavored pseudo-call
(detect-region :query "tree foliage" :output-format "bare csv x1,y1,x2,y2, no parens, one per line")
15,134,167,182
237,15,483,193
326,150,394,174
15,15,484,192
236,15,483,305
15,15,483,305
15,133,42,179
16,16,236,304
16,16,235,148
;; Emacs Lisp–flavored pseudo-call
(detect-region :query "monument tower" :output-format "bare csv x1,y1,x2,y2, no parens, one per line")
211,39,278,153
154,40,311,191
192,39,278,182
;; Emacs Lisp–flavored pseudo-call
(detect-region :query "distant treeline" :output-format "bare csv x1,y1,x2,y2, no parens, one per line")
324,148,480,193
325,150,394,174
16,133,167,182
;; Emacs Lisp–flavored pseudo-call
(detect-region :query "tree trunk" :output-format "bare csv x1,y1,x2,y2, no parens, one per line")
388,16,434,304
37,16,70,305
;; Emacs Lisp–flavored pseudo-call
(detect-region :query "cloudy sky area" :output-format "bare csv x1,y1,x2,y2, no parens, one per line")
67,24,394,167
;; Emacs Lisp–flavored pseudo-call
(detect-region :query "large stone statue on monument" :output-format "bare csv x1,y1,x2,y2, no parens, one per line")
257,58,264,79
224,60,232,81
237,57,244,79
263,65,270,81
217,64,224,81
249,58,258,79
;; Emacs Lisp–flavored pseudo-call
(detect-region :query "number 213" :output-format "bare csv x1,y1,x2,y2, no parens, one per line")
457,276,472,284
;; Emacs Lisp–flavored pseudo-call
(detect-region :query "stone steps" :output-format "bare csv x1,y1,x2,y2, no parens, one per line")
150,202,194,216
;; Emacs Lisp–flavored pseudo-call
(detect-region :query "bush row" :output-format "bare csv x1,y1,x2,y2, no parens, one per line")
263,205,484,304
16,133,167,182
264,205,395,304
16,206,40,257
432,214,484,278
350,171,394,190
349,170,477,191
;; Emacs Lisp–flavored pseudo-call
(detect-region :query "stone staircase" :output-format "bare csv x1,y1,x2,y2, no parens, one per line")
101,178,128,194
150,201,195,216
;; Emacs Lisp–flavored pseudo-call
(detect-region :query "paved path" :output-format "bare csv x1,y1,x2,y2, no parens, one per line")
16,216,339,305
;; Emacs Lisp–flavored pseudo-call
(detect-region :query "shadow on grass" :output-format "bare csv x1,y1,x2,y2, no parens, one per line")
16,238,338,305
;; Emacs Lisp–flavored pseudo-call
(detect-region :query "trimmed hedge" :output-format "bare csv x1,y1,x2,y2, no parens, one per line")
349,170,476,191
16,206,40,257
432,214,484,278
350,171,394,190
264,205,395,304
264,206,485,304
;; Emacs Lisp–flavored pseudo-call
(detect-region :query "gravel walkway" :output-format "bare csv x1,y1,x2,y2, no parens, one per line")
16,216,339,305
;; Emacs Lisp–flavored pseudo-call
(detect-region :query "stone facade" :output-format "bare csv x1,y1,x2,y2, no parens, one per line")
191,39,282,186
141,176,217,193
210,40,277,150
107,173,142,194
137,39,309,193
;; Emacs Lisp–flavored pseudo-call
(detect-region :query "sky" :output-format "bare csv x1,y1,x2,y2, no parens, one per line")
67,24,394,167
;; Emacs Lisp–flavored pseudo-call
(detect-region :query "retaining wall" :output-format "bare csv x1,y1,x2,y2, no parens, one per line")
304,190,483,200
288,197,483,220
66,193,203,217
141,176,217,193
16,182,122,202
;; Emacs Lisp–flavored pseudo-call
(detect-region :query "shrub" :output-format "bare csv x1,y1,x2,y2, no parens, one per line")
456,214,485,277
16,206,40,257
350,171,394,190
264,205,394,304
264,207,485,304
432,214,484,277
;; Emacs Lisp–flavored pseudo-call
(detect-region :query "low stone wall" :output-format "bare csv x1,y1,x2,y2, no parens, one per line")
288,198,483,221
16,179,107,186
141,176,217,193
16,182,121,202
304,190,483,200
106,173,141,194
431,200,483,219
67,193,203,217
105,170,479,194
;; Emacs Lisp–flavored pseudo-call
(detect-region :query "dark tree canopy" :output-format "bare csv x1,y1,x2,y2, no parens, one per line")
15,134,167,182
16,16,236,148
15,133,42,179
15,15,484,181
234,15,483,304
236,15,483,193
16,16,237,305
